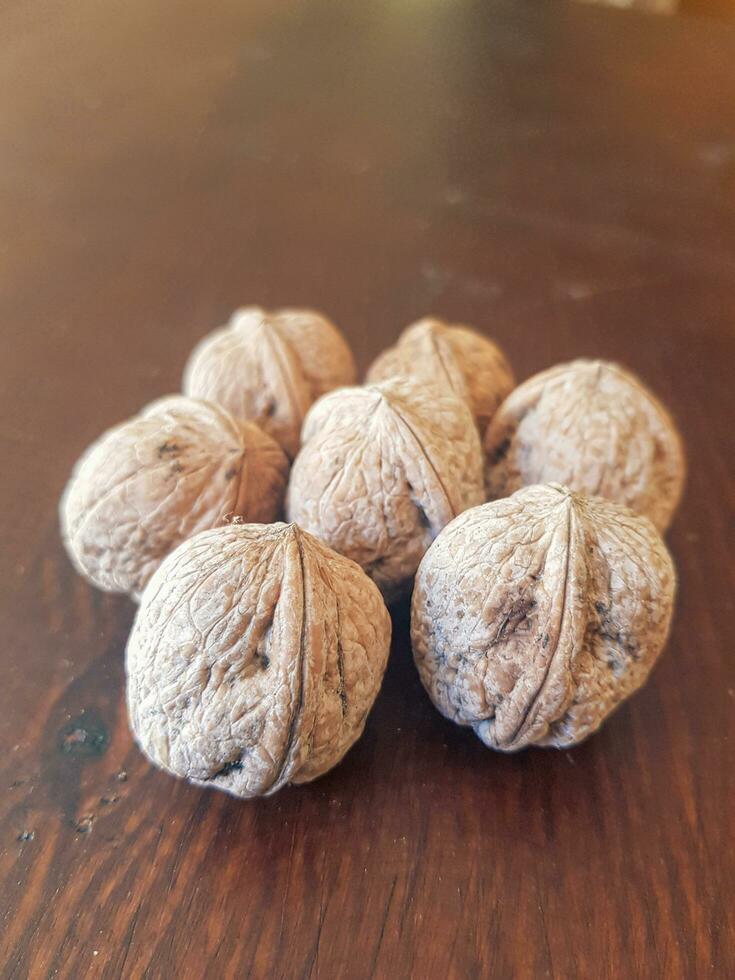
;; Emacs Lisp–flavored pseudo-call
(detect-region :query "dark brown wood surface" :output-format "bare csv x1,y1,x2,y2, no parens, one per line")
1,2,734,977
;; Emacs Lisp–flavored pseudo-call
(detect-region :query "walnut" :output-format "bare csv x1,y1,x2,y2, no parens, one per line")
286,377,485,601
366,317,514,436
183,306,356,458
483,359,685,531
126,522,391,797
60,396,288,599
411,484,676,751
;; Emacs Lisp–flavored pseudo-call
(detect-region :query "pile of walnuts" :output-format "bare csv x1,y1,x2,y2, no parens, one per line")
61,308,684,798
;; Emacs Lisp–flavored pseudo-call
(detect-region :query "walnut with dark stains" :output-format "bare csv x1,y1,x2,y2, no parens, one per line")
411,484,675,750
126,522,391,797
286,377,485,601
60,395,289,599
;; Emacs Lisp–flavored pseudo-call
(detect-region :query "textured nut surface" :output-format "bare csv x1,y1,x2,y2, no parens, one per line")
183,307,356,457
126,522,392,797
366,317,514,436
411,484,675,750
287,378,485,600
60,396,288,598
483,359,685,531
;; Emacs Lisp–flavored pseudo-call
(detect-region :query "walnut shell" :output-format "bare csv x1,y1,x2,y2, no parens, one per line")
483,359,685,531
60,396,288,599
183,307,356,458
366,317,514,436
411,484,675,751
286,378,485,601
126,522,391,797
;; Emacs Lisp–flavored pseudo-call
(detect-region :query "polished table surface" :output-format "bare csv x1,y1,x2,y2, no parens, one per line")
1,1,734,977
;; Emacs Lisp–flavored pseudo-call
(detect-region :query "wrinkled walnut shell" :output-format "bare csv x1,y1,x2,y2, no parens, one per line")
484,359,685,531
126,522,392,797
60,396,288,599
286,377,485,601
366,317,514,436
411,484,675,750
183,307,356,458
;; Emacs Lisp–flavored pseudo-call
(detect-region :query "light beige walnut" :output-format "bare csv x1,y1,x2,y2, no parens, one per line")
60,396,288,599
286,378,485,601
183,306,356,458
411,484,676,751
126,522,392,797
366,317,514,436
483,359,685,531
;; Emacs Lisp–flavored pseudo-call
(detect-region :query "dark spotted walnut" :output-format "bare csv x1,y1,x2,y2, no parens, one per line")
286,377,485,601
366,317,514,437
126,522,391,797
411,484,675,750
60,396,288,599
183,306,356,458
483,359,685,531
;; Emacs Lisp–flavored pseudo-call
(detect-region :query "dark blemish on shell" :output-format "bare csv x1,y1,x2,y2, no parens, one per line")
157,441,180,457
406,481,432,529
416,508,431,530
75,814,95,834
515,597,536,618
595,608,640,661
599,627,639,659
58,712,109,757
489,437,511,464
493,612,511,643
225,466,238,480
212,756,244,779
17,830,35,842
260,654,270,670
493,598,536,644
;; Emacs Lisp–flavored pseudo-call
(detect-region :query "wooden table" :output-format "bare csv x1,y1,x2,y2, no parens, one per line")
1,1,734,976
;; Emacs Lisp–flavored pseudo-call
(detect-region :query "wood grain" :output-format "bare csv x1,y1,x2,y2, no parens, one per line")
1,1,734,976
